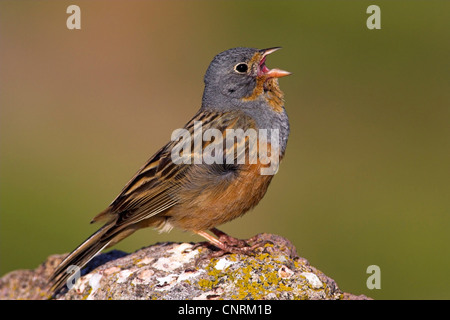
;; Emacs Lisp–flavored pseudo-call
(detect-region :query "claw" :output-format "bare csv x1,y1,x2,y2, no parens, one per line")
193,228,275,265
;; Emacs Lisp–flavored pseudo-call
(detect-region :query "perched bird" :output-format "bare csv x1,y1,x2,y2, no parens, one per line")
48,47,291,294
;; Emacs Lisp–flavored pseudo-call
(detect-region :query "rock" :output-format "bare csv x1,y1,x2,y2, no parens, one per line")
0,233,371,300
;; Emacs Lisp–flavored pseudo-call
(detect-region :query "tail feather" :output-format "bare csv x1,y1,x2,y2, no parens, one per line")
48,224,114,295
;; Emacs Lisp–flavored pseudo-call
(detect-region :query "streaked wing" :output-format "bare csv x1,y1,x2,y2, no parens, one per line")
92,109,256,228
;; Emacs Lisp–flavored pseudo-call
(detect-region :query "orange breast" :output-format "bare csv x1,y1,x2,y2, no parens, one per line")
169,160,275,231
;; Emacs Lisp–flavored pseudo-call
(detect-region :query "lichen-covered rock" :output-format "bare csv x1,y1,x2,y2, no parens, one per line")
0,233,370,300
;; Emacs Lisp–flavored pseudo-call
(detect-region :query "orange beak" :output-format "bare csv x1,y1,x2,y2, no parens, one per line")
258,47,291,78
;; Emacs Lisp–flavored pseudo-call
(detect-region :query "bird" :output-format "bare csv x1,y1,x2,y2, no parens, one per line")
48,47,291,294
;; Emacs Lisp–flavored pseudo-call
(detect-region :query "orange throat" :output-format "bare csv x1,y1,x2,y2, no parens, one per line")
242,77,285,113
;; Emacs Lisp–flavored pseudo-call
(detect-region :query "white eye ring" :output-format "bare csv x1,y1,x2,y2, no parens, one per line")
234,63,249,73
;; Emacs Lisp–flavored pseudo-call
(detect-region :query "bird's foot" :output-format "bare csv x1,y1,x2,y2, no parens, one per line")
194,229,274,263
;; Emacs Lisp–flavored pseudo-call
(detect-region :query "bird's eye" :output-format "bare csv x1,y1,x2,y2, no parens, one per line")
234,63,248,73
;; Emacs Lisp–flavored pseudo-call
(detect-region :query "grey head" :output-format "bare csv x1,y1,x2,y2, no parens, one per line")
201,47,291,112
201,47,291,155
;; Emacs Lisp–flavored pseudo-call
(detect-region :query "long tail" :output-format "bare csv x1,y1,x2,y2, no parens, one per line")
47,222,123,295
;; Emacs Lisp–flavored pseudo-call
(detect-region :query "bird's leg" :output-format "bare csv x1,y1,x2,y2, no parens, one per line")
194,229,272,258
210,228,247,248
194,230,229,251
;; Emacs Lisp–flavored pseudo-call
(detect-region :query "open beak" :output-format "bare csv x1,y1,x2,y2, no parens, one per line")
258,47,291,78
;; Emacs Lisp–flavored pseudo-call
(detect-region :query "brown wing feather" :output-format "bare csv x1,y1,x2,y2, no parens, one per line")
91,109,256,227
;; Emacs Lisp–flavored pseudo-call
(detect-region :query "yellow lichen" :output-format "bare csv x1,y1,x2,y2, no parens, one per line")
196,251,310,299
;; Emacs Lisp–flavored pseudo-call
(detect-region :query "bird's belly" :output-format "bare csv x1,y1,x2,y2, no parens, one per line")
169,163,274,231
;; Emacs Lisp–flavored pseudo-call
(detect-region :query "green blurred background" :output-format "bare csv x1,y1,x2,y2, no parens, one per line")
1,1,449,299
